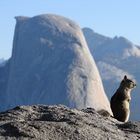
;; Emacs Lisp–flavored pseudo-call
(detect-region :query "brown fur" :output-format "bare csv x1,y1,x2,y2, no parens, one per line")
110,75,136,122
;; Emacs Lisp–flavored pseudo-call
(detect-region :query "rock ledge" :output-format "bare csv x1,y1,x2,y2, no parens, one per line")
0,105,140,140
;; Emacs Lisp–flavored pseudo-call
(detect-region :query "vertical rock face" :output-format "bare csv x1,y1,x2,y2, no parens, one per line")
6,14,111,113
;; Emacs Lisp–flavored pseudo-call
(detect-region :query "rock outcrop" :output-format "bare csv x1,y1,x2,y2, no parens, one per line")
5,14,111,113
0,105,140,140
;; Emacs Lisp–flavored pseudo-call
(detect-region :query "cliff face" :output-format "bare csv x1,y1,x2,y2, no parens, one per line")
5,14,111,113
0,105,140,140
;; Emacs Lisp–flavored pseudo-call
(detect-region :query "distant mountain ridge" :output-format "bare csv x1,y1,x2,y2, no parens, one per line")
0,59,10,110
82,28,111,49
83,27,140,120
0,58,7,67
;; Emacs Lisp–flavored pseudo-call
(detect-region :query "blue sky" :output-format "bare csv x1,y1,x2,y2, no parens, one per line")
0,0,140,59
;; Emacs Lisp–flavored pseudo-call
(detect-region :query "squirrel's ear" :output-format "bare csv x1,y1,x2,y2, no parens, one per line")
124,75,127,80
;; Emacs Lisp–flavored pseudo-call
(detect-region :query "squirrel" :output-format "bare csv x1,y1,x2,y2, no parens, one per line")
110,75,136,122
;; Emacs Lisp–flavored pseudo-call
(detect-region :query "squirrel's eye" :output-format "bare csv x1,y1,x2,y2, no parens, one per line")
130,81,134,84
128,80,132,83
